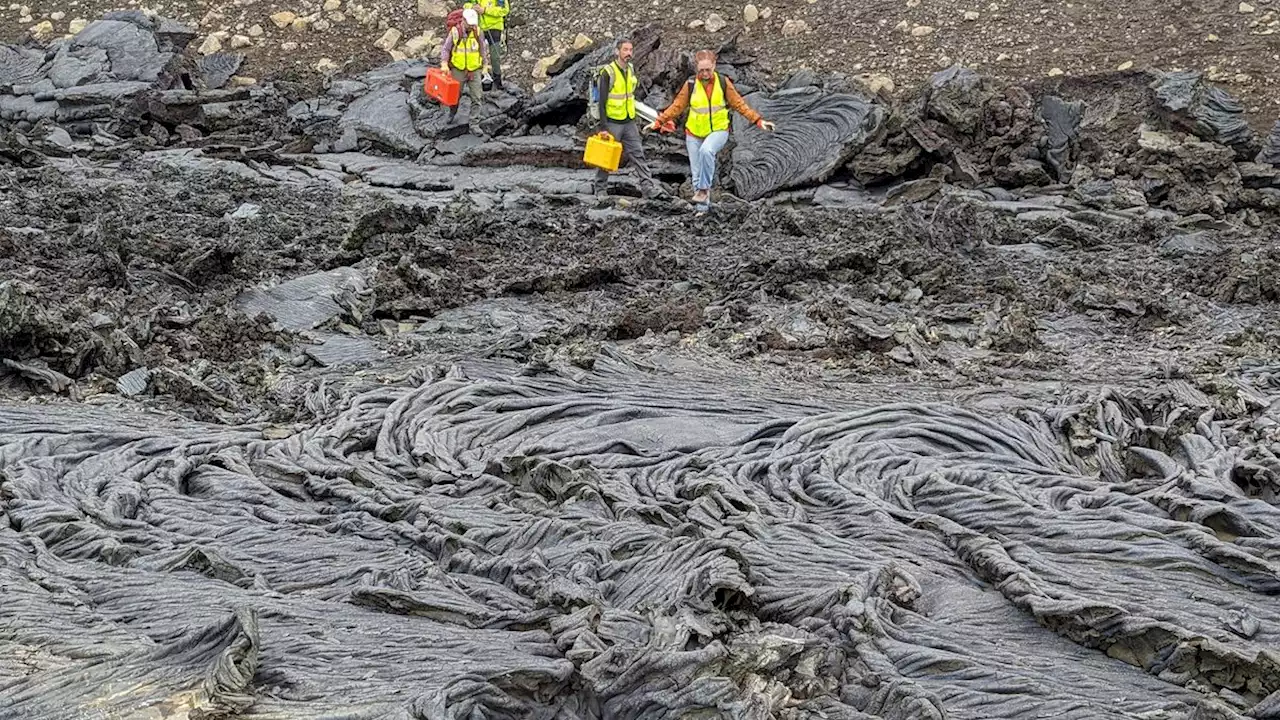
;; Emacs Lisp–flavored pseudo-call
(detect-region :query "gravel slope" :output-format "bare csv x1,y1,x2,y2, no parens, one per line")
2,0,1279,127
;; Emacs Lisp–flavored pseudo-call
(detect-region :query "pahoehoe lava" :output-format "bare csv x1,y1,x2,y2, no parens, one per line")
3,11,1280,720
4,365,1280,719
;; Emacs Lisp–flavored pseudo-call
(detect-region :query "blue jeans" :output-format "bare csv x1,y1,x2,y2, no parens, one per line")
686,130,729,192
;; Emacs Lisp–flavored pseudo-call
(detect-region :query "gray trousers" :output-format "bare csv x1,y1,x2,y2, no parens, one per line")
596,119,654,188
448,67,484,115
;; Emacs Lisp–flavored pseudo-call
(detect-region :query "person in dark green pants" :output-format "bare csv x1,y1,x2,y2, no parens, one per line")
476,0,509,90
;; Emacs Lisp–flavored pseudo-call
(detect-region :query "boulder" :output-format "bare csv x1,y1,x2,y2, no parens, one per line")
198,53,244,90
1040,95,1082,182
47,46,109,89
1151,70,1256,158
340,86,427,154
522,26,662,126
1256,120,1280,167
0,45,47,86
73,19,175,83
730,86,884,200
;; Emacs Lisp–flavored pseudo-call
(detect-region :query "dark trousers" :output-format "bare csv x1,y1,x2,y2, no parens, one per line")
483,29,504,89
596,119,654,188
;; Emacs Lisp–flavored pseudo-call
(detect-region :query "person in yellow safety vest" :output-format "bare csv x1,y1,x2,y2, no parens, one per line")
476,0,509,90
593,38,665,199
652,49,775,208
439,7,489,126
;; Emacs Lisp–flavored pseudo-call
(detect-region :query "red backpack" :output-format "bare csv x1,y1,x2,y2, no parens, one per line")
445,9,464,30
445,9,472,39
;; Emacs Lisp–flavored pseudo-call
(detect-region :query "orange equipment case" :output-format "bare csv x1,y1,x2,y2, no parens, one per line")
424,67,461,106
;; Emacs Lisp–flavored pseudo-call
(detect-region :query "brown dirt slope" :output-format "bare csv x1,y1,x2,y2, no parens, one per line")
1,0,1278,128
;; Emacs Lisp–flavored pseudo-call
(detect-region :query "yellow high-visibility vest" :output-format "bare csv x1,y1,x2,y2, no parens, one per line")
478,0,508,32
605,62,637,121
687,73,730,137
450,27,483,72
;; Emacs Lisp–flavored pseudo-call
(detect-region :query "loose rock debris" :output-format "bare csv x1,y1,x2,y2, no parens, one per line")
2,11,1280,720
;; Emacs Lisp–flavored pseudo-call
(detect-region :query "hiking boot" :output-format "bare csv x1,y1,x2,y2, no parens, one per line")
592,183,608,197
692,189,709,203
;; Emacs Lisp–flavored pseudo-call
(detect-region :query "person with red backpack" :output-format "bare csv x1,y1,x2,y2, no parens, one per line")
439,7,489,126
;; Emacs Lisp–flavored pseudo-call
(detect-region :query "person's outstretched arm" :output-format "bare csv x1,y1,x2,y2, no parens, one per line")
724,77,763,125
653,81,692,130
